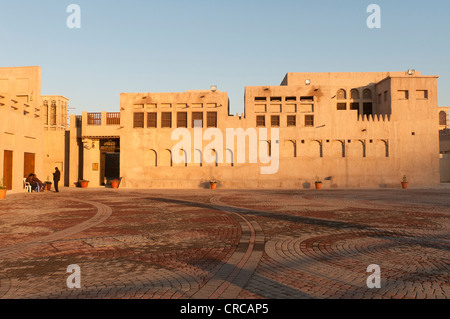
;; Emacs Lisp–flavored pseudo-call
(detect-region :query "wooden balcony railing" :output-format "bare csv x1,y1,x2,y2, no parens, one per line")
106,112,120,125
87,113,102,125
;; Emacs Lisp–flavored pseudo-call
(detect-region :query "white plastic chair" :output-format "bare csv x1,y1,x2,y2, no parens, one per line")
24,178,32,193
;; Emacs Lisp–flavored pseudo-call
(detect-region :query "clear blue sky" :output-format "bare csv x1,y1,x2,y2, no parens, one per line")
1,0,449,116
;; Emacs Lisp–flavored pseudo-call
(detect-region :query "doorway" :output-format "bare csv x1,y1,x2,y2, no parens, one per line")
3,150,13,190
24,152,36,179
99,139,120,185
105,152,120,182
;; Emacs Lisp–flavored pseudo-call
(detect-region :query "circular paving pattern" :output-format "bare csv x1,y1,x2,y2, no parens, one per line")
0,187,449,299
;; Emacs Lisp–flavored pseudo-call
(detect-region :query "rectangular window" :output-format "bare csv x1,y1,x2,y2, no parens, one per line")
287,115,296,126
398,90,409,100
350,102,359,110
416,90,428,99
192,112,203,127
384,91,388,102
161,112,172,128
285,96,297,101
147,112,157,128
133,112,144,128
300,96,314,102
337,103,347,110
363,103,373,115
177,112,187,128
256,115,265,127
254,104,267,113
305,115,314,127
254,97,267,102
270,97,282,102
207,112,217,128
269,104,281,113
271,115,280,127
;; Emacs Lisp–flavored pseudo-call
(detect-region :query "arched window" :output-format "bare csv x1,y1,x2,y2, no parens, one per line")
43,101,49,125
439,111,447,126
146,149,157,167
363,89,372,100
161,149,172,167
350,89,360,100
337,89,347,100
50,100,57,125
285,140,296,158
60,102,65,126
309,140,323,158
329,140,345,158
194,149,203,167
226,149,234,166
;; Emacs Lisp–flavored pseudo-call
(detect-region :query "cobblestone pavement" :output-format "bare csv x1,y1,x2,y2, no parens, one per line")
0,187,449,299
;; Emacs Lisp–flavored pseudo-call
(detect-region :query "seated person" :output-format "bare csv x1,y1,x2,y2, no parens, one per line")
33,174,46,192
26,174,38,192
29,174,45,192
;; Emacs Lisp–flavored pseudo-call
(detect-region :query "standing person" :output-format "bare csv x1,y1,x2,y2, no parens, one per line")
53,167,61,193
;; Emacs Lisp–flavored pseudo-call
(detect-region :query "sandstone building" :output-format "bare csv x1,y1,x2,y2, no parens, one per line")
72,71,442,189
0,66,446,191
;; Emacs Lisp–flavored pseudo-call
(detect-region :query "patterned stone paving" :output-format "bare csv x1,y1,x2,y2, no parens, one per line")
0,187,449,299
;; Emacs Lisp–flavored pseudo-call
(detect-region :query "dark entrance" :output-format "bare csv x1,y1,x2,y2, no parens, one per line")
363,102,373,116
24,152,35,179
105,153,120,181
3,150,13,190
99,139,120,185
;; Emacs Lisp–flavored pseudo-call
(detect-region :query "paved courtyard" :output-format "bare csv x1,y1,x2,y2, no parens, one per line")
0,187,449,299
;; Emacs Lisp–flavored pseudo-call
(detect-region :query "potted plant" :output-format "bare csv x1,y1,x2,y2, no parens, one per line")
45,176,52,191
80,179,89,189
0,178,7,200
315,177,322,190
111,179,119,189
210,178,217,190
401,175,408,189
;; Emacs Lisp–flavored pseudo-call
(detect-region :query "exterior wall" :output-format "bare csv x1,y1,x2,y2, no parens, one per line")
68,114,82,187
440,129,450,182
0,66,43,191
72,71,442,189
439,107,449,130
119,91,232,188
42,95,69,130
389,77,440,185
43,130,66,182
42,95,69,183
439,107,450,182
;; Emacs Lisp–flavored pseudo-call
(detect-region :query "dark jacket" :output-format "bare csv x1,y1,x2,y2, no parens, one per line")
53,170,61,182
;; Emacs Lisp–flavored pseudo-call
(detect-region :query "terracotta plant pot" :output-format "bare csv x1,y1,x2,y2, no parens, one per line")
80,181,89,189
401,182,408,189
315,182,322,190
210,182,217,190
0,189,6,200
111,181,119,189
46,183,52,191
